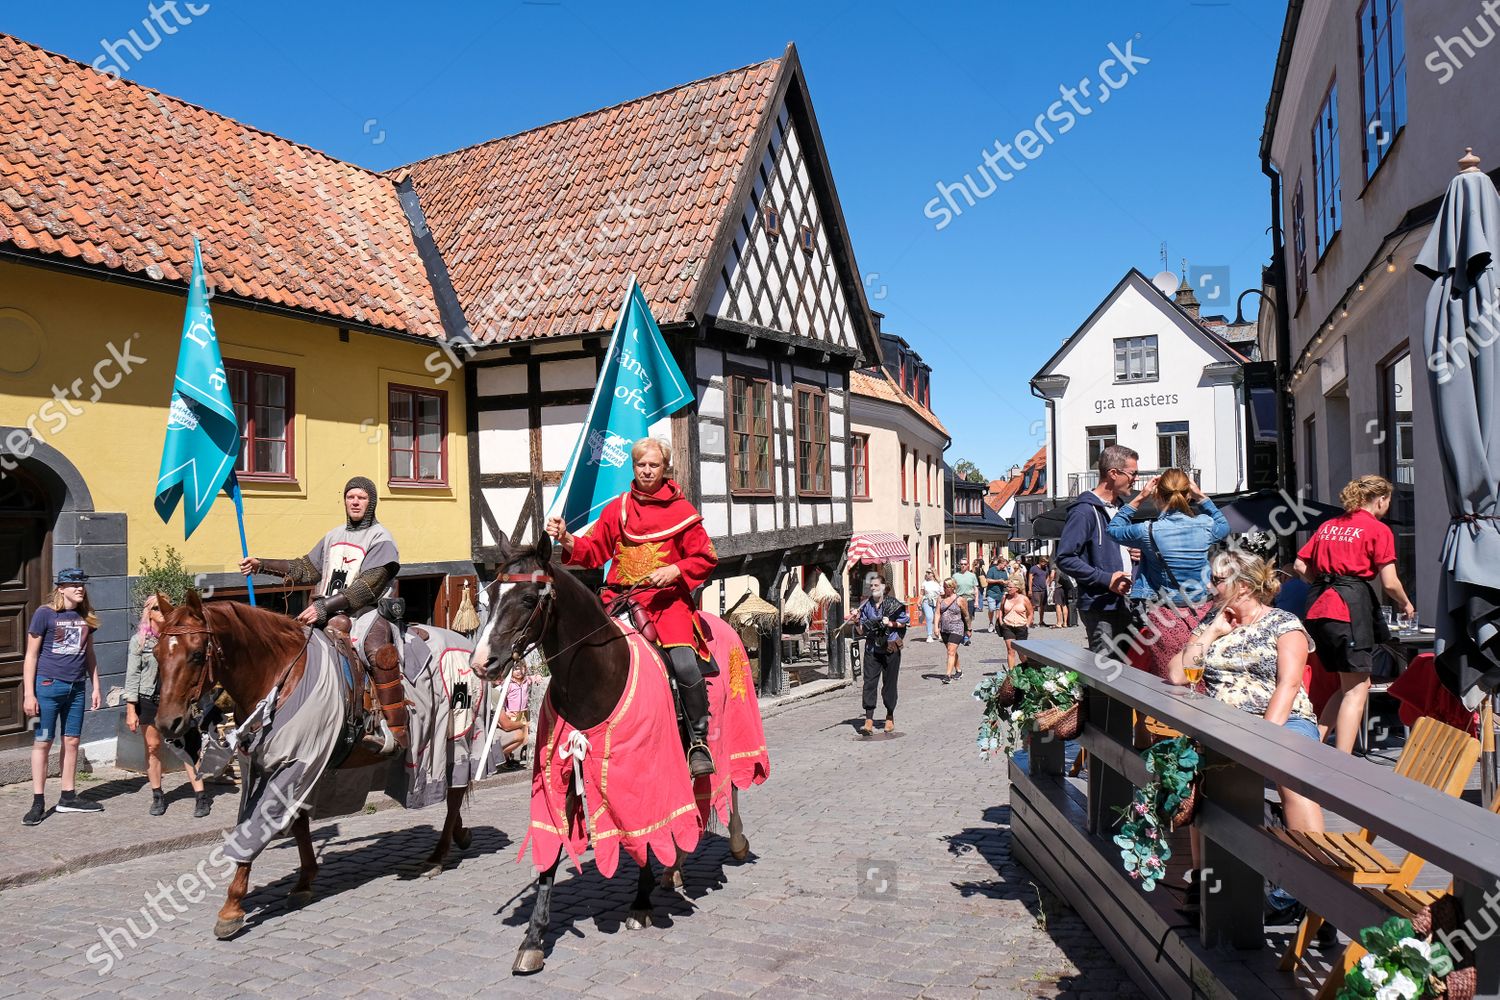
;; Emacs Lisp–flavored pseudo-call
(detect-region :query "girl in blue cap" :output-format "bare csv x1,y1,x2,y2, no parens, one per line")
22,567,103,826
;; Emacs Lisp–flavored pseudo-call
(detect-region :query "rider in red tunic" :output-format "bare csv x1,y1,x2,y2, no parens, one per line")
546,438,720,777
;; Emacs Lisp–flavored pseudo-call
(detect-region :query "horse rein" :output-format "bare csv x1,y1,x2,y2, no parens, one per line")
159,622,311,727
491,572,647,668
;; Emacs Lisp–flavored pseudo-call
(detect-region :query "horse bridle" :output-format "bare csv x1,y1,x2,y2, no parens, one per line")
159,620,310,727
494,571,556,668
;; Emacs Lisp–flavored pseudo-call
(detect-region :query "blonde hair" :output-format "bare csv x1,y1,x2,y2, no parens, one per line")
1339,474,1393,513
47,586,100,630
1155,468,1194,516
942,577,957,591
1209,549,1280,605
631,437,673,475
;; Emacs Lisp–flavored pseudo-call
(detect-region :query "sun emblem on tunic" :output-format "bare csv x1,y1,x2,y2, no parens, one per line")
728,644,750,701
614,541,667,584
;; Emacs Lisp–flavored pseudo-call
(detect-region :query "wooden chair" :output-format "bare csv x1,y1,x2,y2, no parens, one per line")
1273,716,1481,996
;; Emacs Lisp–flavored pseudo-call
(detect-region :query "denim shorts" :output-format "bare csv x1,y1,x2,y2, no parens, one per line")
35,677,86,742
1282,716,1320,742
984,593,1003,612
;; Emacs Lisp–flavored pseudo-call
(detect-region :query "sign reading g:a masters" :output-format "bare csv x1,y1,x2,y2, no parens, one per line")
1093,392,1180,414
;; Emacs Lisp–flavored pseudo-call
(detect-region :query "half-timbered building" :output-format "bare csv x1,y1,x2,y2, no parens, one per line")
402,44,881,640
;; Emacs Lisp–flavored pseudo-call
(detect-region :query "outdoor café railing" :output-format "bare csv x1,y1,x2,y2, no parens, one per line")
1011,637,1500,993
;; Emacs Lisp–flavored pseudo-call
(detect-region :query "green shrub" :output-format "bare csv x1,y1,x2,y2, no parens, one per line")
130,546,197,619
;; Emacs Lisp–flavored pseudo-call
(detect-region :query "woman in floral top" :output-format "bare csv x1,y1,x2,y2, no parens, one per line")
1168,549,1325,835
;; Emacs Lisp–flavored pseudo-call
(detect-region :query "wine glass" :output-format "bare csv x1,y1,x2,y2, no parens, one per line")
1181,661,1204,699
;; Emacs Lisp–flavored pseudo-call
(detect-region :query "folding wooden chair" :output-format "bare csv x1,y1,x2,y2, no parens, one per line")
1273,716,1481,997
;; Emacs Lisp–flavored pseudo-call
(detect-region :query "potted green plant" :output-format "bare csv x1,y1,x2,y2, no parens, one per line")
130,545,197,618
1337,915,1459,1000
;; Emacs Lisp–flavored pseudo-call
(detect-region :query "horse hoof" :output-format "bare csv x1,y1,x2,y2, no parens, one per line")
288,890,313,909
422,861,445,879
214,916,244,940
454,829,472,851
512,948,545,975
730,836,750,861
625,909,653,930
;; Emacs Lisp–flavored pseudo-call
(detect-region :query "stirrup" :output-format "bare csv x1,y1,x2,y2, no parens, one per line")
687,741,715,776
360,719,403,757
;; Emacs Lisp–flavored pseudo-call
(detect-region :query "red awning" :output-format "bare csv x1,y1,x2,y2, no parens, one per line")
847,532,910,563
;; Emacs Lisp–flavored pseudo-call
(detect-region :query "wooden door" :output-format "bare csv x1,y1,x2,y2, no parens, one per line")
0,472,49,750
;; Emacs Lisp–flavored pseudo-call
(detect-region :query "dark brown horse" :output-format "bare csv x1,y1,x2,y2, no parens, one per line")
473,534,751,975
153,591,472,940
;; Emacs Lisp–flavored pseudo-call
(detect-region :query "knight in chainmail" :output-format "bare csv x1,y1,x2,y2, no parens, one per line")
240,476,407,751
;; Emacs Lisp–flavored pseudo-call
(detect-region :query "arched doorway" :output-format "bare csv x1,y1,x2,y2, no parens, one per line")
0,468,50,750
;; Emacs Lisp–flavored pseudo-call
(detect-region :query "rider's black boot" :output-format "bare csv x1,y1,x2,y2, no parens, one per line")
678,675,715,778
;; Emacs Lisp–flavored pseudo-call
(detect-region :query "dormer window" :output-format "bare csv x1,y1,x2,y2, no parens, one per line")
764,203,781,238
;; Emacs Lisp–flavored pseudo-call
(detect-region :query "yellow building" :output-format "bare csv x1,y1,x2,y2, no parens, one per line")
0,34,473,747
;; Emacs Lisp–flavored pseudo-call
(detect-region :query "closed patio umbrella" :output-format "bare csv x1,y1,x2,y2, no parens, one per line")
1415,149,1500,713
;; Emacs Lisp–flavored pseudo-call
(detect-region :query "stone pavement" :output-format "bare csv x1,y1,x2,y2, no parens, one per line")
0,624,1143,999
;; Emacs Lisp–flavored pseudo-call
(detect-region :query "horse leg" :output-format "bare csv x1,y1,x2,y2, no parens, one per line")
214,863,252,939
627,858,655,929
729,786,750,861
658,862,684,892
424,786,468,876
289,812,318,908
512,859,559,976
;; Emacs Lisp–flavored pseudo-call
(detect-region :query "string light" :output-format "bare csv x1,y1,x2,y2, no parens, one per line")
1386,255,1396,273
1357,280,1365,292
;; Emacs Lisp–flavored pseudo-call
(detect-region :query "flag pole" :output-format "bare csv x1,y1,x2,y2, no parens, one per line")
229,475,257,606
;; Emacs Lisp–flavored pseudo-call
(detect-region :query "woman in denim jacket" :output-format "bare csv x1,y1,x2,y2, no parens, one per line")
1106,469,1230,679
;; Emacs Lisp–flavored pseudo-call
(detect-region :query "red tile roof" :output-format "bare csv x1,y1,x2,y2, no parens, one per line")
986,446,1047,512
849,369,950,438
402,57,784,343
0,34,444,338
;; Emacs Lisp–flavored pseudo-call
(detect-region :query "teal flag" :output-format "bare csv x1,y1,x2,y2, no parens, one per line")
154,238,241,540
549,278,693,531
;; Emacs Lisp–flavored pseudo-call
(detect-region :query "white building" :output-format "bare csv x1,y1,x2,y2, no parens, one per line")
1260,0,1500,617
1031,269,1248,501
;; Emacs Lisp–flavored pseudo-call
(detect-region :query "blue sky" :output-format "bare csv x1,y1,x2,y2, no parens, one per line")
4,0,1286,483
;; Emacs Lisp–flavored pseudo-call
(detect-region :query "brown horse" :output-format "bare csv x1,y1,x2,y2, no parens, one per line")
473,534,754,975
153,591,473,940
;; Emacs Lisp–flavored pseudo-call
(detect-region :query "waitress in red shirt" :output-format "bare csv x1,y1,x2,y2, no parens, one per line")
1294,475,1415,754
545,437,720,777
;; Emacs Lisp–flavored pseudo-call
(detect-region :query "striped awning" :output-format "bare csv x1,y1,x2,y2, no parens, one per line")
847,532,910,563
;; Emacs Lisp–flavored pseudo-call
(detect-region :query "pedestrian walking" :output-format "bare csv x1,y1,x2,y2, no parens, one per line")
920,569,942,642
1057,445,1139,660
1106,469,1230,679
983,560,1006,631
22,568,103,826
1028,558,1051,627
952,559,980,619
1000,581,1033,668
1293,475,1415,755
937,577,971,685
126,596,211,818
845,572,909,733
1049,564,1075,629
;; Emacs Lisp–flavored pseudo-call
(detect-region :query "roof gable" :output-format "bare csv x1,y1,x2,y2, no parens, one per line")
1031,268,1246,383
0,33,443,338
403,54,782,344
849,368,949,439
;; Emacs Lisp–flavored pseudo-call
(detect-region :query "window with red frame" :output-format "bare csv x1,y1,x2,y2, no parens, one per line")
729,374,773,495
389,384,447,484
926,455,932,504
851,433,869,498
900,445,908,502
227,360,294,479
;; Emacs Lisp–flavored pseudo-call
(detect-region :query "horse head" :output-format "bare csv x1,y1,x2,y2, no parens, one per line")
473,532,556,682
153,590,215,740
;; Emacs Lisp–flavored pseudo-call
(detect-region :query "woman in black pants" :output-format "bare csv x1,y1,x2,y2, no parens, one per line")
846,572,909,735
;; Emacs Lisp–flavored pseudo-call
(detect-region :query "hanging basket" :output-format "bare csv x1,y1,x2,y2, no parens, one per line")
995,674,1017,707
1034,702,1080,740
1168,784,1199,831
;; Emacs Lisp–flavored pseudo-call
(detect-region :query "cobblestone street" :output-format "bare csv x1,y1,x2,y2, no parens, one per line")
0,627,1142,999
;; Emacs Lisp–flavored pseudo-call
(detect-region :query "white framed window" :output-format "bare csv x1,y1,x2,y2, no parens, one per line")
1113,336,1158,382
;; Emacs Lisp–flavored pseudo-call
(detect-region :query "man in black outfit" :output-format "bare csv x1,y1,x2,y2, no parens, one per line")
847,572,909,736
